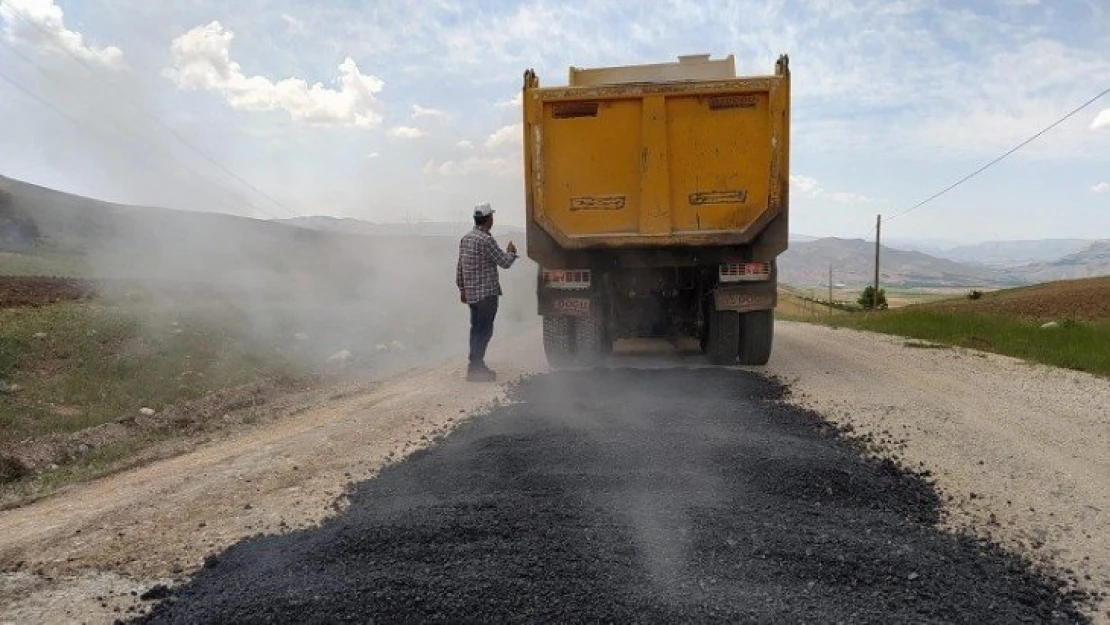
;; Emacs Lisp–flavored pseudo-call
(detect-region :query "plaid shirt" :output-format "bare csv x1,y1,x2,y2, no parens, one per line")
456,227,518,303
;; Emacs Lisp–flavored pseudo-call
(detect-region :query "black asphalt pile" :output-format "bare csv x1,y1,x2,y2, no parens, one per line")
137,369,1090,624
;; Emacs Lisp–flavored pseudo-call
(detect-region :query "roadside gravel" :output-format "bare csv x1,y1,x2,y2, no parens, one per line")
768,321,1110,623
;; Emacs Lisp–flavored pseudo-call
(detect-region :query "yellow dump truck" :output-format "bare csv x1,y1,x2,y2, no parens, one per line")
522,53,790,366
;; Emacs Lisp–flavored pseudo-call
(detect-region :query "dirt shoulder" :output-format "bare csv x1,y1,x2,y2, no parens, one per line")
768,321,1110,623
0,340,546,623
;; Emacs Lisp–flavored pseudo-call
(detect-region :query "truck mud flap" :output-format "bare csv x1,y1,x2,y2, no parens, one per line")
714,288,775,314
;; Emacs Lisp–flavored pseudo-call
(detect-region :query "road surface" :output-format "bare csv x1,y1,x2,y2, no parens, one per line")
0,322,1105,623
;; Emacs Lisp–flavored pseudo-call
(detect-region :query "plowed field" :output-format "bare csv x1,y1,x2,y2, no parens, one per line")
0,276,95,309
928,277,1110,321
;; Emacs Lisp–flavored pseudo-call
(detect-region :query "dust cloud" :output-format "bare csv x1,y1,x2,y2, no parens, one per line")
0,175,538,378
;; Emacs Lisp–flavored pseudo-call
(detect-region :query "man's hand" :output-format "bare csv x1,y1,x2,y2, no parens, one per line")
460,289,467,304
506,241,517,255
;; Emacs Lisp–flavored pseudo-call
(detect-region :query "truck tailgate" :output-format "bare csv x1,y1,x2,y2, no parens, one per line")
526,75,789,248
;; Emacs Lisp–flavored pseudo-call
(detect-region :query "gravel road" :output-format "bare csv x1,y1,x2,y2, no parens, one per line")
138,367,1090,623
2,320,1105,623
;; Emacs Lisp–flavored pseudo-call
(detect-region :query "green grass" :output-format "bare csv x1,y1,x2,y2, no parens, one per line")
0,250,89,277
0,300,305,444
822,309,1110,376
0,436,153,508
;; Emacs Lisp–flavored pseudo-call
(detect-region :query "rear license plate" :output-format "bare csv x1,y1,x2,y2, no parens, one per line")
553,297,591,317
715,290,774,312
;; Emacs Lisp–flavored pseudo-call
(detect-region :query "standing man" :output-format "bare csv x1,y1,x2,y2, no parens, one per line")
457,202,518,382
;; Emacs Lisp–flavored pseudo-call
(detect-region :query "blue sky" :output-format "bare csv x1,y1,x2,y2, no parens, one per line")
0,0,1107,243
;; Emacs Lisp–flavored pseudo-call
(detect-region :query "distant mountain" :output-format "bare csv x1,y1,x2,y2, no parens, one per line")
882,237,964,256
0,175,454,284
276,216,525,238
1009,240,1110,282
933,239,1095,268
779,238,1020,288
4,173,1100,289
788,233,820,243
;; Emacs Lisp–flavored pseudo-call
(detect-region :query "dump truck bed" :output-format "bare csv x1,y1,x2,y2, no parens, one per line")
523,55,790,250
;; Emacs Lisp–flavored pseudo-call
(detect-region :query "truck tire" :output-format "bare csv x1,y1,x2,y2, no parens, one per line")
738,309,774,365
543,316,576,368
707,310,740,366
575,313,608,365
699,300,712,353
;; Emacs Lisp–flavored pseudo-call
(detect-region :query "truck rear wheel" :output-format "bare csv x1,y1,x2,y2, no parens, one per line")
575,312,609,365
707,310,740,366
542,316,576,368
738,309,774,365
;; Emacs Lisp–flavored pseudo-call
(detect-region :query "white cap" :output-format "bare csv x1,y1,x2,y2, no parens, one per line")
473,202,494,218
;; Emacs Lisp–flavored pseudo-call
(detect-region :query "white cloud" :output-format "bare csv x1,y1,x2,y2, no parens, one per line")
1092,182,1110,194
388,126,425,139
456,139,474,150
1092,109,1110,131
423,156,516,177
367,152,380,159
485,123,522,149
167,21,383,128
790,174,820,196
495,92,522,108
411,104,444,118
790,174,879,204
876,1,924,16
0,0,122,67
280,14,305,33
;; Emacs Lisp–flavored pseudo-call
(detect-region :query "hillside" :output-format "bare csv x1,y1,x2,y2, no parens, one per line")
5,174,1102,293
923,276,1110,322
778,238,1019,288
0,175,388,284
275,216,516,238
0,173,534,322
0,174,538,381
1009,240,1110,283
0,175,521,289
823,276,1110,376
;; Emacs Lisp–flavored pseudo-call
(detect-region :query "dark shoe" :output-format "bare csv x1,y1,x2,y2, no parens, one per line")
466,362,496,381
466,367,496,382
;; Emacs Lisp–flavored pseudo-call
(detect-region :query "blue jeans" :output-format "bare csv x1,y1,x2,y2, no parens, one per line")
468,296,499,367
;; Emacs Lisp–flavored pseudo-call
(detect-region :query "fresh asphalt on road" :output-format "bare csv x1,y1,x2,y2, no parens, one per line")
136,367,1089,623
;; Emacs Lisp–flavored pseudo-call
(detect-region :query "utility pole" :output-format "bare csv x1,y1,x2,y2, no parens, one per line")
827,264,833,315
873,214,882,310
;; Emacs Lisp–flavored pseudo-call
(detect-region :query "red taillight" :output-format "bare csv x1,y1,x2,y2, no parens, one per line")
543,269,591,289
719,262,770,282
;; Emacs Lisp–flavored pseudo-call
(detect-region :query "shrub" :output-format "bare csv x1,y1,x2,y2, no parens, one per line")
857,286,888,310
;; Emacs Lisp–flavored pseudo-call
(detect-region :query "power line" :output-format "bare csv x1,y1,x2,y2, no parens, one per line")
884,87,1110,225
0,42,257,217
846,86,1109,244
0,67,96,136
2,6,302,219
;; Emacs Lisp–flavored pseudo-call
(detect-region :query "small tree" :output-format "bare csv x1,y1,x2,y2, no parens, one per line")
857,285,888,310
